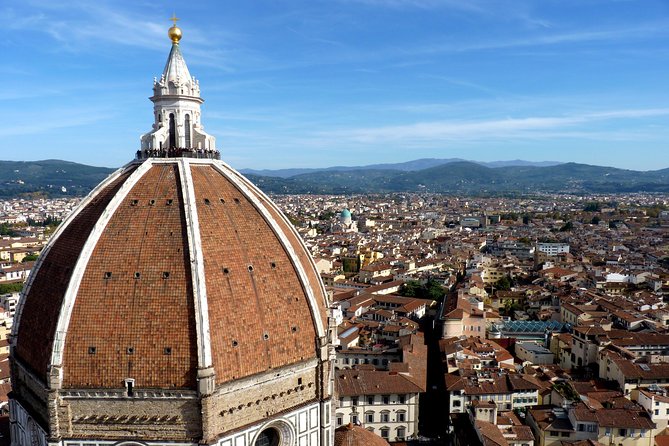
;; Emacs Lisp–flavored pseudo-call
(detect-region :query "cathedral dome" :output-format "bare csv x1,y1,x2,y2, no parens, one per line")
13,159,329,390
334,424,390,446
340,208,352,226
10,22,334,446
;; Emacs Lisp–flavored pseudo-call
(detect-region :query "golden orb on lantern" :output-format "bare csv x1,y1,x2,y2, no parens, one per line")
168,14,182,43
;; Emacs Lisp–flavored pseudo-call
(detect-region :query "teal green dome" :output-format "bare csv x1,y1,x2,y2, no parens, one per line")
341,209,352,218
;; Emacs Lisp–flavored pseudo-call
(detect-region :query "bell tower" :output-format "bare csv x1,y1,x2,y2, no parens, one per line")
140,17,216,154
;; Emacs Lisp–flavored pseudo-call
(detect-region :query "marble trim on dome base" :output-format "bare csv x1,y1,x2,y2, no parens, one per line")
13,401,332,446
59,389,198,400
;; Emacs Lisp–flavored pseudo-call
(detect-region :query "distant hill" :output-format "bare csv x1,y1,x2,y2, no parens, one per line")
482,159,563,168
0,160,115,198
2,159,668,198
240,158,563,178
247,161,669,195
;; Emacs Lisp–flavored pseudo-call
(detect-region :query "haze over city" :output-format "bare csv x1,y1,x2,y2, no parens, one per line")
2,0,669,170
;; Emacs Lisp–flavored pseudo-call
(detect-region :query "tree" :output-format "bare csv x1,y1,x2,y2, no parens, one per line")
0,282,23,294
399,279,445,302
285,213,301,226
494,276,512,291
503,300,523,316
646,205,667,218
559,221,573,232
583,202,601,212
318,210,336,221
0,223,17,236
591,216,601,225
22,254,39,262
342,257,360,273
26,215,62,227
424,279,446,301
400,280,421,297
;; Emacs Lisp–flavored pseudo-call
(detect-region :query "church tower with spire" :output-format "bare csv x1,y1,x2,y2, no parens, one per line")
10,20,334,446
140,17,216,154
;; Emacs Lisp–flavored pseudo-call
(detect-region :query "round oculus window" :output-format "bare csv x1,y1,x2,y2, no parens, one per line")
255,427,281,446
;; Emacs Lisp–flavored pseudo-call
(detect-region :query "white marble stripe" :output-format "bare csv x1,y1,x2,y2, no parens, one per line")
178,158,213,369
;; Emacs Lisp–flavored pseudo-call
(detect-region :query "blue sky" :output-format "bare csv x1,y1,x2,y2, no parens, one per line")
2,0,669,171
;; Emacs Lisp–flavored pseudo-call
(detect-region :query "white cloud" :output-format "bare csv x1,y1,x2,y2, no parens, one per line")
340,0,486,12
315,108,669,145
0,108,112,137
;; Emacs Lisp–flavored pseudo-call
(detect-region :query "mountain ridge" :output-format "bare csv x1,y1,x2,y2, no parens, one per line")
1,158,668,197
239,158,564,178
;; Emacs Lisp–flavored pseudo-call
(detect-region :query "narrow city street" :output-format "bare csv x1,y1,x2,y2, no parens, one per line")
417,298,453,445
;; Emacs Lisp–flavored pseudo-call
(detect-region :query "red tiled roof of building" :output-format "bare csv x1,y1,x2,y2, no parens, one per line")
336,369,424,396
334,423,389,446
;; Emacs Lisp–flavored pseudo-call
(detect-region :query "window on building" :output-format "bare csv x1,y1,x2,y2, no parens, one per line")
397,411,406,422
336,414,343,426
453,400,461,407
619,429,626,437
124,378,135,397
629,429,635,437
184,114,191,148
367,396,374,404
351,414,358,425
398,394,406,404
365,412,374,423
352,397,358,406
380,428,389,439
381,411,390,422
397,427,406,441
605,427,611,436
561,432,569,438
168,113,176,148
549,431,558,437
655,409,659,415
382,395,390,404
255,428,280,446
578,424,584,432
